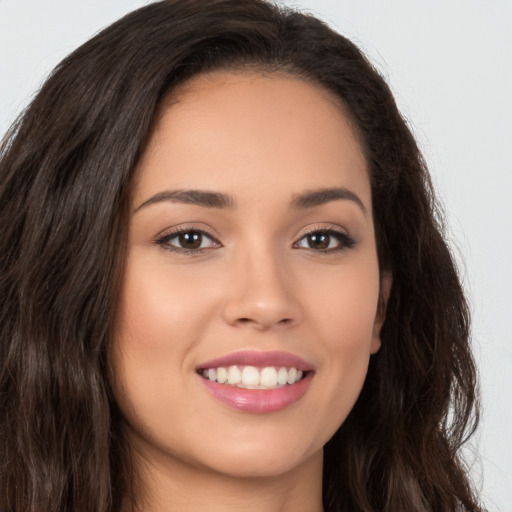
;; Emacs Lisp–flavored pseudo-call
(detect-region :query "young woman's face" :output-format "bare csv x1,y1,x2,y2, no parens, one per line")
113,72,386,481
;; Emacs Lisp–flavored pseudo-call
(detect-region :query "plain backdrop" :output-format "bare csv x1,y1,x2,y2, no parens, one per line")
1,1,511,510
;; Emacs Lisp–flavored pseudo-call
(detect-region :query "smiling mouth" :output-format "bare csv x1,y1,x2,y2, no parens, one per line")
198,365,306,389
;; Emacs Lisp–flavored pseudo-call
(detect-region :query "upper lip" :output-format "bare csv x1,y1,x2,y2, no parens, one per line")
197,350,314,372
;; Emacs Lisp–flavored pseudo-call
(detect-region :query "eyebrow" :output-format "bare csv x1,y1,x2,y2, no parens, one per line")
134,186,367,215
291,187,367,215
134,189,235,212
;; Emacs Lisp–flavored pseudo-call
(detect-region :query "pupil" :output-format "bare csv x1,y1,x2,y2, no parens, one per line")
308,232,329,249
179,232,202,249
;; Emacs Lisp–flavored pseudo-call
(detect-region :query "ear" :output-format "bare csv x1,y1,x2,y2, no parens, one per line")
370,271,392,354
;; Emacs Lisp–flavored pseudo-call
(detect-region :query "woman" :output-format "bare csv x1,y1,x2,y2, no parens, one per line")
0,0,481,511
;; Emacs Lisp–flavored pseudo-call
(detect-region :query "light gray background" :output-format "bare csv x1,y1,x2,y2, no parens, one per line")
1,1,510,510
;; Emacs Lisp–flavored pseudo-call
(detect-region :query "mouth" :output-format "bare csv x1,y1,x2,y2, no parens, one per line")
197,365,306,389
196,351,314,413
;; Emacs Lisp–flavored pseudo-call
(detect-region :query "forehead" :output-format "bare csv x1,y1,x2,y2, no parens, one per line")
134,71,370,210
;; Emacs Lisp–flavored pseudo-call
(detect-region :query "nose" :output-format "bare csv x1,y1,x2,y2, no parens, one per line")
221,249,303,331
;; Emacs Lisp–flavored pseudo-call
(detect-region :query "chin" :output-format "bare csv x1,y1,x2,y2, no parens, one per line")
197,443,323,480
177,419,328,480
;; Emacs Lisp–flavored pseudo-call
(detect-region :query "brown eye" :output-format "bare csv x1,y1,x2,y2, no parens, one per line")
306,232,330,250
295,229,356,252
178,231,203,249
156,229,219,252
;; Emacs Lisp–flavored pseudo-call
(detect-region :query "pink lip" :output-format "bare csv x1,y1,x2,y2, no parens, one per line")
197,350,314,371
197,350,314,414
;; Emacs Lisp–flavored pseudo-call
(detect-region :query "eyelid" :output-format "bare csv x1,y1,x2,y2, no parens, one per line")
153,225,222,253
292,224,357,252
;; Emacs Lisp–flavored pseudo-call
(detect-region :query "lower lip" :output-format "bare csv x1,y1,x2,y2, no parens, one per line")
199,373,312,413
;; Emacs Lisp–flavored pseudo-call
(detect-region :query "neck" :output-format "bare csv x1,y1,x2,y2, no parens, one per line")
124,446,324,512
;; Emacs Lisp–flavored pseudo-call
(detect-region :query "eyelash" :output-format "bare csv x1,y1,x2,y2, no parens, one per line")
293,227,357,252
154,227,221,255
154,226,357,255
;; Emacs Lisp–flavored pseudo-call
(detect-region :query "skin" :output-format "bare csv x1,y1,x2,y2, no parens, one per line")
112,71,389,512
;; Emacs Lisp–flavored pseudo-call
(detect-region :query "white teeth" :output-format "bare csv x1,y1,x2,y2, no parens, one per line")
201,365,306,389
260,367,278,387
227,366,242,385
216,367,228,383
277,367,288,385
241,366,260,386
287,367,297,384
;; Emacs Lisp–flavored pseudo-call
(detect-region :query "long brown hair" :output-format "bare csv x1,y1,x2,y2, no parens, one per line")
0,1,481,510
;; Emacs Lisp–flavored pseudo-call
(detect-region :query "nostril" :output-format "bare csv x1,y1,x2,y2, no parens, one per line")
236,317,292,327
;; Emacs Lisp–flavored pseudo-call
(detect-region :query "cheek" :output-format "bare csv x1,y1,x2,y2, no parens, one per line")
111,262,205,452
111,253,228,417
302,259,380,425
111,256,196,411
115,255,214,354
306,255,380,345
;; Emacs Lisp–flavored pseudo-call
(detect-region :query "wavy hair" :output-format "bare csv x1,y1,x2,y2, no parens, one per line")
0,1,480,510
